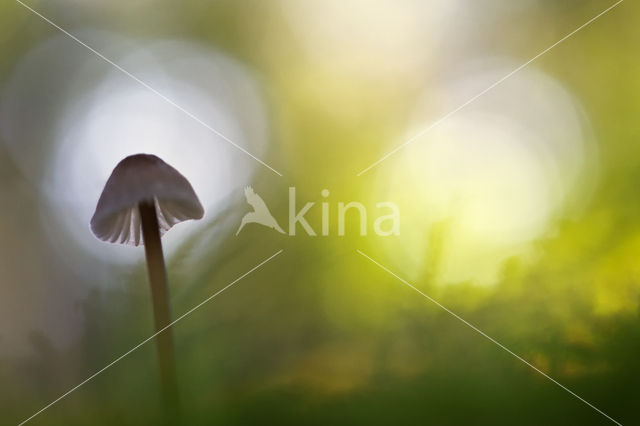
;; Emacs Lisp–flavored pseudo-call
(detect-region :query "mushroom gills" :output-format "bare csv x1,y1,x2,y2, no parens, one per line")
92,197,200,246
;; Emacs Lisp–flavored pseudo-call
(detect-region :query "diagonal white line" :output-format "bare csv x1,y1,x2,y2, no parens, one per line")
15,0,283,177
356,249,622,426
356,0,624,177
17,249,284,426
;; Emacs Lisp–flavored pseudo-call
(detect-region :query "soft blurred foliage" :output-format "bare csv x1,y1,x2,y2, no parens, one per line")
1,0,639,425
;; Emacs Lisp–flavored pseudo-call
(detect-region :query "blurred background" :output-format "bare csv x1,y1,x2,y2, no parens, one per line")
1,0,638,424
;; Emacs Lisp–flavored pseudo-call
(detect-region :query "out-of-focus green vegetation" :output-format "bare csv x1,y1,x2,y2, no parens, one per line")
1,0,640,425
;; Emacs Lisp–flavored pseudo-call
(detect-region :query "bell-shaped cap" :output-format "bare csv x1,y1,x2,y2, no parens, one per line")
90,154,204,246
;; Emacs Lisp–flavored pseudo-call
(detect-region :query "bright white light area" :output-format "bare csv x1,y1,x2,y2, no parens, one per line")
414,113,552,244
54,41,268,264
381,64,597,285
2,33,270,266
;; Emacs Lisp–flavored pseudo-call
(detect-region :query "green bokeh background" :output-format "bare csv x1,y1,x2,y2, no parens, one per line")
1,1,639,425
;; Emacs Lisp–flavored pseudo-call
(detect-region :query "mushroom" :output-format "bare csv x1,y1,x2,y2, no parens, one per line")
90,153,204,413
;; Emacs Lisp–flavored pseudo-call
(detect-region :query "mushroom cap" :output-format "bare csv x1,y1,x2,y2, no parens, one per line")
90,154,204,246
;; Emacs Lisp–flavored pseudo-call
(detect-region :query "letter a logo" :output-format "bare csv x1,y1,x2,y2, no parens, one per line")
236,186,285,235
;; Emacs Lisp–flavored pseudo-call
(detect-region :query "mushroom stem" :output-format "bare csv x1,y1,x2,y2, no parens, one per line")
139,200,179,417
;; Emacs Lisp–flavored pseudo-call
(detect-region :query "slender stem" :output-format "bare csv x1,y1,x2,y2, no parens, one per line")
139,201,179,419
